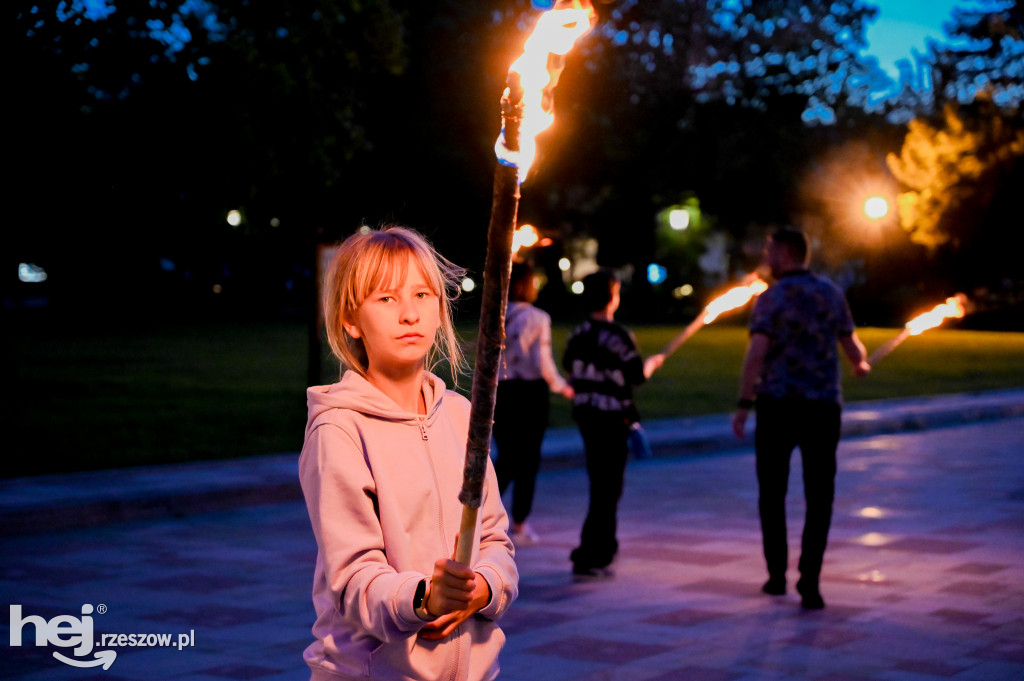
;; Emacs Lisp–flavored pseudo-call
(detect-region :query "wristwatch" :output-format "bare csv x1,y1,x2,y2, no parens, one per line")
413,578,432,620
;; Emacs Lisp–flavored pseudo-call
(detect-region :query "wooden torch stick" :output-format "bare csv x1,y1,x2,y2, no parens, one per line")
867,328,910,366
660,315,705,359
455,81,524,565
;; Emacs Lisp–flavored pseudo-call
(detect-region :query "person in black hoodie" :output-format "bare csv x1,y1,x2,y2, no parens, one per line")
562,269,646,579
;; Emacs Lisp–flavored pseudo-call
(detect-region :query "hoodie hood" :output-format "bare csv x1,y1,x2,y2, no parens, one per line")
305,371,448,437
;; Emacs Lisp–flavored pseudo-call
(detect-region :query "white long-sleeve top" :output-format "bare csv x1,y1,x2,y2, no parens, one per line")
498,302,569,394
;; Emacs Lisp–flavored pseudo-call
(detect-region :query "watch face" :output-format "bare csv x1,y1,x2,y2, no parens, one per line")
414,578,427,607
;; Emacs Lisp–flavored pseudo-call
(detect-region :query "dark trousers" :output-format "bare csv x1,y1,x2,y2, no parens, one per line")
493,380,550,525
570,413,630,570
754,396,841,586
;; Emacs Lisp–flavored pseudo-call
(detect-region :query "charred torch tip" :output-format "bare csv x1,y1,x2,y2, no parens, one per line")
505,72,524,104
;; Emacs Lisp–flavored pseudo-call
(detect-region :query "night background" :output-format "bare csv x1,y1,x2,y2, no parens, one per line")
6,0,1024,474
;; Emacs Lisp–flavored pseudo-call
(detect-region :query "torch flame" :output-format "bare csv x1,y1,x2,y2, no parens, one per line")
904,294,967,336
512,224,540,255
496,0,597,184
703,276,769,324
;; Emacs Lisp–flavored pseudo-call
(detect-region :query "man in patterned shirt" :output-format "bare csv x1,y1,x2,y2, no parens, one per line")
732,227,870,609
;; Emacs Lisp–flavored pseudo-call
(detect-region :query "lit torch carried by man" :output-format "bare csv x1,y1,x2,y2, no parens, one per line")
867,294,969,366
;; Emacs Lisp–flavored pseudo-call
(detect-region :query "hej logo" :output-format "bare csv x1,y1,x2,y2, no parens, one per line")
10,604,116,669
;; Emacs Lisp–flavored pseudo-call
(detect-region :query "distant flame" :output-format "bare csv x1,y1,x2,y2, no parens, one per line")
703,276,769,324
496,1,597,184
904,294,967,336
512,224,540,254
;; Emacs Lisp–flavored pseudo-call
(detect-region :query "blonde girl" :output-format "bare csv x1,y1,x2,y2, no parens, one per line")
299,226,518,681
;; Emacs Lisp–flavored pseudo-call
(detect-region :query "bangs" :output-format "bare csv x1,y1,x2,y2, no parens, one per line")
347,232,443,310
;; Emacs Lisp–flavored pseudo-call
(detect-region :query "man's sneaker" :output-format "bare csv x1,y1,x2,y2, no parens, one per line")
572,565,615,582
762,578,786,596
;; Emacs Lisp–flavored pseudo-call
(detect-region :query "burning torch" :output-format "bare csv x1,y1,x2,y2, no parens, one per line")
645,274,768,377
867,294,969,366
456,1,596,564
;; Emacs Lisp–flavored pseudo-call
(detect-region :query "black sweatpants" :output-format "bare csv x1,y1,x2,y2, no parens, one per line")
570,413,630,570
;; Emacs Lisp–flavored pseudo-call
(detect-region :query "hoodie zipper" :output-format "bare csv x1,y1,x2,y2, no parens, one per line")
419,408,460,681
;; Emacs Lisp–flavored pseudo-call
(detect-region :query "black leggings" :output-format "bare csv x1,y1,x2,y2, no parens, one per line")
493,380,550,525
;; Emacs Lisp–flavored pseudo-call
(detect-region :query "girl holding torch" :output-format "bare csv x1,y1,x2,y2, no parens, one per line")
299,226,518,681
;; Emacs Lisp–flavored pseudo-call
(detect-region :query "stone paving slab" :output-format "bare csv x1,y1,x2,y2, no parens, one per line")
2,416,1022,680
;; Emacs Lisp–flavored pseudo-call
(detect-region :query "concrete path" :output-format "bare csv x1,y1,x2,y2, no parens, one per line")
2,390,1023,680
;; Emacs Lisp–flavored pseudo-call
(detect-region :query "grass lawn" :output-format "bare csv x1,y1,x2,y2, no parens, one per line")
7,317,1024,477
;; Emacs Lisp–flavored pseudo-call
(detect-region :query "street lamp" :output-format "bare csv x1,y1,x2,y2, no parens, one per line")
668,209,690,231
863,195,889,221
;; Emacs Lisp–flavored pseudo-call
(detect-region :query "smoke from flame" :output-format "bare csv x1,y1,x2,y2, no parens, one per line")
496,1,596,184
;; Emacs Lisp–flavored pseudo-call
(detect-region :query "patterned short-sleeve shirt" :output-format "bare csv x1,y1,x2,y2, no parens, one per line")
749,270,855,404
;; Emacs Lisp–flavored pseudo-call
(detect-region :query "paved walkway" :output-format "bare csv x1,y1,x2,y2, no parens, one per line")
2,389,1023,680
2,389,1023,536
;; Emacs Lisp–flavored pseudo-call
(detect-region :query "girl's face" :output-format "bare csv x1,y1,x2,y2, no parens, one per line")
344,258,441,378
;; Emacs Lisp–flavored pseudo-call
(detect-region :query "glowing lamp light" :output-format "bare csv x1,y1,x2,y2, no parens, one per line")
226,210,242,227
558,257,571,272
571,280,585,294
863,196,889,221
18,260,47,280
672,284,694,299
18,263,48,283
461,277,476,293
647,263,668,284
668,209,690,231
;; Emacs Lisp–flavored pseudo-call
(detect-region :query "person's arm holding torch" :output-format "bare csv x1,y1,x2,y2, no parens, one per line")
840,331,872,378
644,316,703,378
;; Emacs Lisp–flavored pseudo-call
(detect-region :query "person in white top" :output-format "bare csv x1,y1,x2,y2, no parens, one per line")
493,262,574,546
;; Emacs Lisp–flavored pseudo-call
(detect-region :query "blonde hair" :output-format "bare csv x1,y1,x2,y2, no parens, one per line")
323,226,466,382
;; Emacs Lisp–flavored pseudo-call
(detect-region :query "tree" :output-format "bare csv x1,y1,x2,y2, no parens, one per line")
886,93,1024,286
521,1,887,278
10,0,410,308
931,0,1023,109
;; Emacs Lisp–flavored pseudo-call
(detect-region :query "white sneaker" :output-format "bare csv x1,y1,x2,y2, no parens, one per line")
510,524,540,547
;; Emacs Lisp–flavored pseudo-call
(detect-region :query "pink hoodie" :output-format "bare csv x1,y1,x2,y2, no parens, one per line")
299,370,518,681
